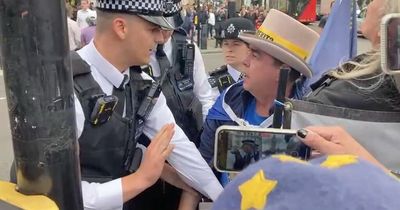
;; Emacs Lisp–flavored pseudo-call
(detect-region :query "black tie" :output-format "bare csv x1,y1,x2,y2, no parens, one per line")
113,74,129,116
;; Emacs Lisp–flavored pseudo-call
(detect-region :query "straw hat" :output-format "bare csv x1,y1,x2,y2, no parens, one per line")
239,9,319,78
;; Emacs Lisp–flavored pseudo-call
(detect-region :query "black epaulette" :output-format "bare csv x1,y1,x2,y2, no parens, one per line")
140,65,154,78
174,27,188,36
208,65,234,93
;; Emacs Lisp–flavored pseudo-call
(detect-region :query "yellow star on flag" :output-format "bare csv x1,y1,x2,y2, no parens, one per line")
239,170,277,210
320,155,358,169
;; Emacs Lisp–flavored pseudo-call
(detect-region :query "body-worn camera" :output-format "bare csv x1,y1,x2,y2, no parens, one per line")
89,95,118,125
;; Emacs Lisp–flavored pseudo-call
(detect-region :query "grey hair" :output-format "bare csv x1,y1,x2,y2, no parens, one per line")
329,0,400,90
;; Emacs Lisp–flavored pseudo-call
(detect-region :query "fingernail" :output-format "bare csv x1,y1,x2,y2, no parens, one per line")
297,129,308,139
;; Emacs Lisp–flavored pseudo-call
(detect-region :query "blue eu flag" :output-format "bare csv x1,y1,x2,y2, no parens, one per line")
301,0,358,94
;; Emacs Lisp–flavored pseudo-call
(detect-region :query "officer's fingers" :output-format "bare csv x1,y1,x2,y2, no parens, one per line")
153,123,174,144
297,129,343,155
161,144,175,159
151,124,169,142
156,126,175,151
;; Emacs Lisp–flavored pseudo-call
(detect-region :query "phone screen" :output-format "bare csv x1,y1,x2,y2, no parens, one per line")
386,17,400,71
215,128,310,172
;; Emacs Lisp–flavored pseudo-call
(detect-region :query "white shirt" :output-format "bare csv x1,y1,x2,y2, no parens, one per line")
77,9,96,29
75,41,223,210
208,12,215,26
67,17,81,50
227,64,242,82
149,37,218,120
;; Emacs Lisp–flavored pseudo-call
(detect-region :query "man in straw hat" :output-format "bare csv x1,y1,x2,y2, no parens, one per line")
72,0,223,209
199,9,319,167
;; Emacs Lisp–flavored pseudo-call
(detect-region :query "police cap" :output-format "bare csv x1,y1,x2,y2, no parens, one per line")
96,0,181,30
221,17,255,40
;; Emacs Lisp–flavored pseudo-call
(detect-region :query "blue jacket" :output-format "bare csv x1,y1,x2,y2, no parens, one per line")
199,82,273,164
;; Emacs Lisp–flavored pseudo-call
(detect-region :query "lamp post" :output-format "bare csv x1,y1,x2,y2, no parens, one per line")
0,0,83,209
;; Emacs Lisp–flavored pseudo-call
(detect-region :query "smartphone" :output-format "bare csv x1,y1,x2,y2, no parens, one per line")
214,125,310,173
381,14,400,74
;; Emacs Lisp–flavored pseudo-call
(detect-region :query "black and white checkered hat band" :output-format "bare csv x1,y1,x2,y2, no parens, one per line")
97,0,165,16
163,1,182,17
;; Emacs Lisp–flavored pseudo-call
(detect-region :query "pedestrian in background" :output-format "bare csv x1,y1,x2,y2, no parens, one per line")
80,15,96,46
66,4,81,51
208,8,215,39
76,0,96,29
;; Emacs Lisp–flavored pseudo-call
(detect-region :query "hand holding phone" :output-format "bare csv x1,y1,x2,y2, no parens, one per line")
214,125,310,173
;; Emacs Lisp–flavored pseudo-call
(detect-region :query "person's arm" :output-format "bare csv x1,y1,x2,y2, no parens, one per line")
142,88,223,201
160,164,197,195
178,190,201,210
192,43,219,120
297,126,389,172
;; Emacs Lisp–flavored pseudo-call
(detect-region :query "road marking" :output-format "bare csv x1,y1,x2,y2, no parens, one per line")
0,70,3,77
0,97,6,100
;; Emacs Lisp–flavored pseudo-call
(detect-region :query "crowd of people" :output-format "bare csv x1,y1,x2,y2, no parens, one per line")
5,0,400,209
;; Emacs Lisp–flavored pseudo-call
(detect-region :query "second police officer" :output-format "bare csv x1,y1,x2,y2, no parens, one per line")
208,17,255,93
134,10,218,210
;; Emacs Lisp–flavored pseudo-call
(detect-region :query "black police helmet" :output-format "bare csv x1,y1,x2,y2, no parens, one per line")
221,17,255,40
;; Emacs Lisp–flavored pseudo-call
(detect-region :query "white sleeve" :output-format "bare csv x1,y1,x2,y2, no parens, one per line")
142,92,223,200
75,96,124,210
192,43,219,120
81,179,123,210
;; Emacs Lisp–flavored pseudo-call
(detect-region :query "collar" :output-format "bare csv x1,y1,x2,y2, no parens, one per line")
222,82,274,127
78,40,129,88
164,37,173,63
227,65,242,82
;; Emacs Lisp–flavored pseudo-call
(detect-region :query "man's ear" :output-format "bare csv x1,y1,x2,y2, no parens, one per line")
112,17,128,40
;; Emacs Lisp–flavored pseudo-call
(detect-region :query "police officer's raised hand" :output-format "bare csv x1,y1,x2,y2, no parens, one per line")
297,126,388,172
121,123,175,202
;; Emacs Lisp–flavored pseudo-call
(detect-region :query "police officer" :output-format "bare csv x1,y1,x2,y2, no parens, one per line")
208,17,255,93
145,13,217,143
134,12,218,210
72,0,223,209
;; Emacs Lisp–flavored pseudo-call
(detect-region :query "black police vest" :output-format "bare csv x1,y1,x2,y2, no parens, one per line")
71,52,151,183
144,32,203,144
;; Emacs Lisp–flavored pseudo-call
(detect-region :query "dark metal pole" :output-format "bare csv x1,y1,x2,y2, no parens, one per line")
227,0,236,18
0,0,83,209
272,67,289,128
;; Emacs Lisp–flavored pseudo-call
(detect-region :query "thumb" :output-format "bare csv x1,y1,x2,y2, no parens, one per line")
297,129,341,155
